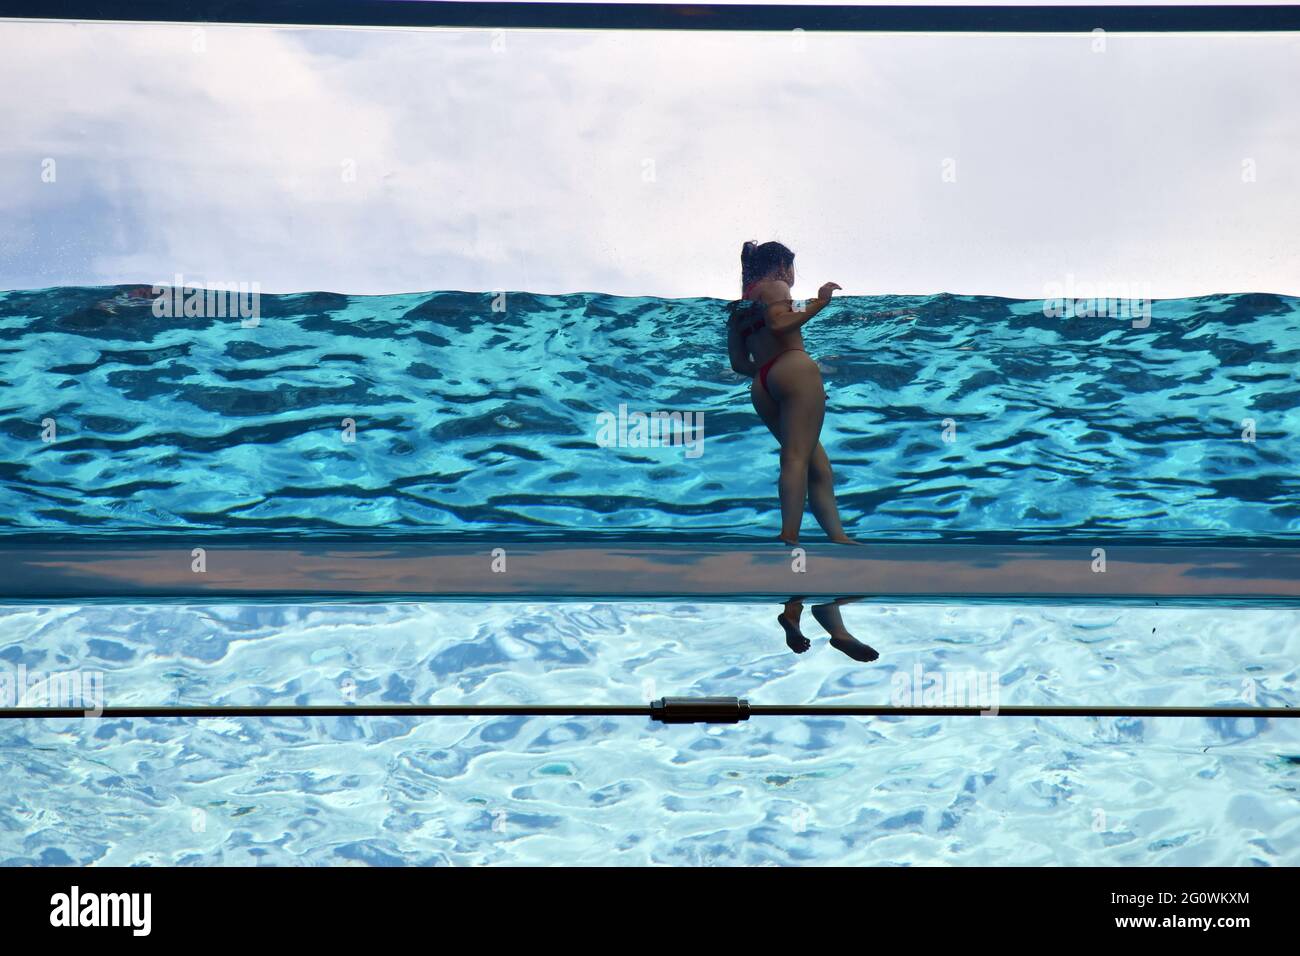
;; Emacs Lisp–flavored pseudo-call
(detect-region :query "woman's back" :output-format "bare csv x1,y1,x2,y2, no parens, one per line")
737,278,801,364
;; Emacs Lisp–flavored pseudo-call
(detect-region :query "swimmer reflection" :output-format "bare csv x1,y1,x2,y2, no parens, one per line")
777,596,878,662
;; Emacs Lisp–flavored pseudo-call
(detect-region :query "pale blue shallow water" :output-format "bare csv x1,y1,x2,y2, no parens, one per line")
0,601,1296,866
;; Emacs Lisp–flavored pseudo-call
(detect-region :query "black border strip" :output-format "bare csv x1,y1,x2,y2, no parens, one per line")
0,3,1298,32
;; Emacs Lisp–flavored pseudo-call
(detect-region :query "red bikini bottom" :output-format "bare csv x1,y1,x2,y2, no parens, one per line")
757,349,805,395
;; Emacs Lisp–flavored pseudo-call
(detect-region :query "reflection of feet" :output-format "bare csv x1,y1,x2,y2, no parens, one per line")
778,613,810,654
829,635,880,662
828,535,863,545
810,604,879,662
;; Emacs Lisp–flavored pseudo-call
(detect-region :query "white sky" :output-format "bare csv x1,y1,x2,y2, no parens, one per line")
1,19,1297,298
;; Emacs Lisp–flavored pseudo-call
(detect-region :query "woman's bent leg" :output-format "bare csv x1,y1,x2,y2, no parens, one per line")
768,354,826,545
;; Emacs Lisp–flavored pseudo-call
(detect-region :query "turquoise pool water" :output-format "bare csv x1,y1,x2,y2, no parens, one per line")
1,601,1296,865
1,287,1298,541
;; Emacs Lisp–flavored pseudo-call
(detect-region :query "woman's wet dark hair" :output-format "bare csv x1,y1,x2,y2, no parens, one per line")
741,240,795,295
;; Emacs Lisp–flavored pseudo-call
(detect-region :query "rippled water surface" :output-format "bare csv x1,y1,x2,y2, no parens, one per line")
2,287,1298,539
1,601,1296,866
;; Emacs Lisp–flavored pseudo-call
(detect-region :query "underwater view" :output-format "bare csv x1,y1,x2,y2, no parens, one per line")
1,600,1296,866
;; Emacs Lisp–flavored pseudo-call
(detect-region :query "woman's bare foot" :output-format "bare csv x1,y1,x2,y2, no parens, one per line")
779,533,800,546
828,634,880,662
810,604,879,662
777,613,810,654
828,534,862,545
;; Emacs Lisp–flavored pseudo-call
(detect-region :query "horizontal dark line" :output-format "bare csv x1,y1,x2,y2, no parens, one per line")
1,3,1297,32
749,705,1296,718
6,530,1300,547
1,705,1292,718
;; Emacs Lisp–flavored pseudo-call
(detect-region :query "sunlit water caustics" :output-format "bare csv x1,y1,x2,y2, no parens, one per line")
0,602,1297,866
1,287,1298,540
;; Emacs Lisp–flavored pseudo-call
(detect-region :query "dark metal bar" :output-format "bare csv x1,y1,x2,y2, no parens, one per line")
0,702,1293,720
1,3,1297,33
0,704,651,718
749,705,1296,719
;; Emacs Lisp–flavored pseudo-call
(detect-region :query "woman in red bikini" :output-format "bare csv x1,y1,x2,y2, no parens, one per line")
728,240,854,546
727,242,878,662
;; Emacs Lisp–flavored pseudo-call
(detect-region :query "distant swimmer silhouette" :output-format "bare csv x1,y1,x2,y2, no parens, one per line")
778,596,878,662
726,240,853,546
